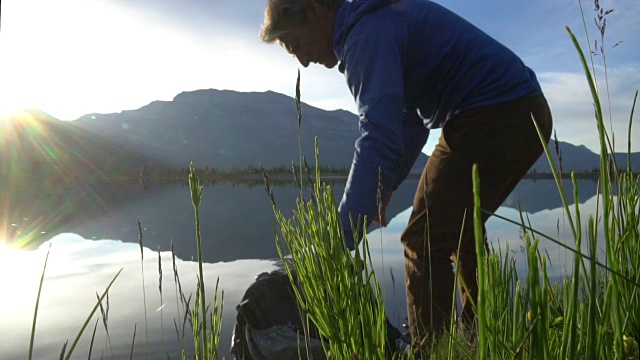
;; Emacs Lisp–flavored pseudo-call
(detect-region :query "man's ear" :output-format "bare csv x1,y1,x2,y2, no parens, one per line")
307,0,332,22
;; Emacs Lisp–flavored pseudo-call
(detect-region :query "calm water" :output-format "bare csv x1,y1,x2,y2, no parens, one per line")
0,177,601,359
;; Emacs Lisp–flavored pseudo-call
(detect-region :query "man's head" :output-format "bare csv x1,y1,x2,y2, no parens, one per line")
260,0,342,68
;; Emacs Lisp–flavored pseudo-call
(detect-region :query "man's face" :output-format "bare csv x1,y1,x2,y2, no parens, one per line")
277,3,338,69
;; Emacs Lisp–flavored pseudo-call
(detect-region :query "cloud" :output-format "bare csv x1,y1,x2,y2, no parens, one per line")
539,64,640,152
0,0,356,120
0,0,205,118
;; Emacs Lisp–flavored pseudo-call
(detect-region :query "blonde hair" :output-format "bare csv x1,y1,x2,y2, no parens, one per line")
259,0,343,43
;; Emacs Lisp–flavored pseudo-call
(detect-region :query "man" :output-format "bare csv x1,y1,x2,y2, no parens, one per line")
260,0,553,349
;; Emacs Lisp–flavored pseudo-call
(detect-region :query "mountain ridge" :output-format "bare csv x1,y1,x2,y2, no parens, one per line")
3,89,639,181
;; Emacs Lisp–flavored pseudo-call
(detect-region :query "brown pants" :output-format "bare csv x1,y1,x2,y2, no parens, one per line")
400,95,553,346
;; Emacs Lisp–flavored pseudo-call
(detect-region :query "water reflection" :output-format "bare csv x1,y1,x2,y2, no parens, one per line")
0,234,278,359
3,177,424,263
0,177,603,359
3,177,599,260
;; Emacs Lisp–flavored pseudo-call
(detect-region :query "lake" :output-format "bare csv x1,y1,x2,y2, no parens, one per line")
0,176,602,359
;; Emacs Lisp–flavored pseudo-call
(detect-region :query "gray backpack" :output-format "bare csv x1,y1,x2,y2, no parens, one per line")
230,266,406,360
231,268,326,360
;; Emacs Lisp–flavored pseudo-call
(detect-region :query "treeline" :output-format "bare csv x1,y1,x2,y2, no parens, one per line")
526,167,639,181
149,164,351,178
150,165,637,180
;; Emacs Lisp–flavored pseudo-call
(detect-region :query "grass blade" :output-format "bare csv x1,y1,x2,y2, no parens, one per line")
130,323,137,360
29,244,51,360
472,164,488,359
88,318,99,360
59,340,68,360
64,268,123,360
188,162,209,357
137,217,150,356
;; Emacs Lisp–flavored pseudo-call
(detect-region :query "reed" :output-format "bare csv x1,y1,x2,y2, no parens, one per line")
264,74,390,359
460,6,640,358
96,290,113,358
137,217,150,356
28,244,50,360
188,163,225,360
266,146,389,359
63,268,123,360
88,318,99,359
157,246,166,355
130,323,137,360
27,242,123,360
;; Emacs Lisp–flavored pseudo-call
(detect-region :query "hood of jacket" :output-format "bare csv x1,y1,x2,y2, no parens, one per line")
333,0,396,62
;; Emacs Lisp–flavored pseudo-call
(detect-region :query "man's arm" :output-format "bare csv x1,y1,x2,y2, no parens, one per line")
377,111,429,227
336,14,428,249
338,93,405,249
393,111,430,191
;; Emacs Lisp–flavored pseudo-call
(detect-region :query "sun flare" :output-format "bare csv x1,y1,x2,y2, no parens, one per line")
0,88,36,122
0,241,28,274
0,103,20,120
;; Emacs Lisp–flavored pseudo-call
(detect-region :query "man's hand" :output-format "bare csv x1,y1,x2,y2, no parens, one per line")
375,192,392,227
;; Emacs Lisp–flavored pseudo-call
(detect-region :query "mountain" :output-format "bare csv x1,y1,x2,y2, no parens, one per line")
530,140,640,173
69,88,637,174
3,91,638,252
0,109,168,182
2,89,639,182
70,89,388,171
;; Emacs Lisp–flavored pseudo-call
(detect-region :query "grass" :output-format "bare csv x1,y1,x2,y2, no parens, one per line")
188,162,225,360
28,244,49,360
265,141,389,359
137,216,150,357
28,241,123,360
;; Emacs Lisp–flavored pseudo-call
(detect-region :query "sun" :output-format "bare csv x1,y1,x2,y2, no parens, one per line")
0,241,23,272
0,103,16,121
0,107,31,125
0,90,34,122
0,88,42,124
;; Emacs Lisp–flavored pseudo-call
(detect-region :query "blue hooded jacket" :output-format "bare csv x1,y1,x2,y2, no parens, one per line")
333,0,542,249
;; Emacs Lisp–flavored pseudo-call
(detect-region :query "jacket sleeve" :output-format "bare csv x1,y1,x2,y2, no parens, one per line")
337,19,428,250
393,111,429,191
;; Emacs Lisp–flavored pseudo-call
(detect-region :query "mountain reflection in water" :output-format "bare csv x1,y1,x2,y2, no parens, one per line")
0,177,600,359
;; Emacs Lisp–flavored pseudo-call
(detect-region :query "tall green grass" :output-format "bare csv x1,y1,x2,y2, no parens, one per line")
28,243,123,360
466,23,639,360
265,140,389,359
189,163,225,360
261,70,392,359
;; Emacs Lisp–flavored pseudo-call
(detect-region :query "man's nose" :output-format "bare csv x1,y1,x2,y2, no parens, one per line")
296,54,310,68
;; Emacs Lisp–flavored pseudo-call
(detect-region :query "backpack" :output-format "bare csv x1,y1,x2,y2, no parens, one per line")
230,264,407,360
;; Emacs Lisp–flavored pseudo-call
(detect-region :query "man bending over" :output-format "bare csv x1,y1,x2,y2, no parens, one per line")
260,0,553,350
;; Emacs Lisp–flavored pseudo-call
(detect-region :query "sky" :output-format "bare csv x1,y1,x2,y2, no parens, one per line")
0,0,639,153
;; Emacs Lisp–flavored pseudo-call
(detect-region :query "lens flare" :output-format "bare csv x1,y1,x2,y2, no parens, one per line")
1,110,113,250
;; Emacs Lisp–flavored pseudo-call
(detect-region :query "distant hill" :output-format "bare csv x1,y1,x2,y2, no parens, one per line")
530,140,640,173
2,89,639,182
0,109,167,182
70,89,407,171
68,89,640,174
3,91,639,252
